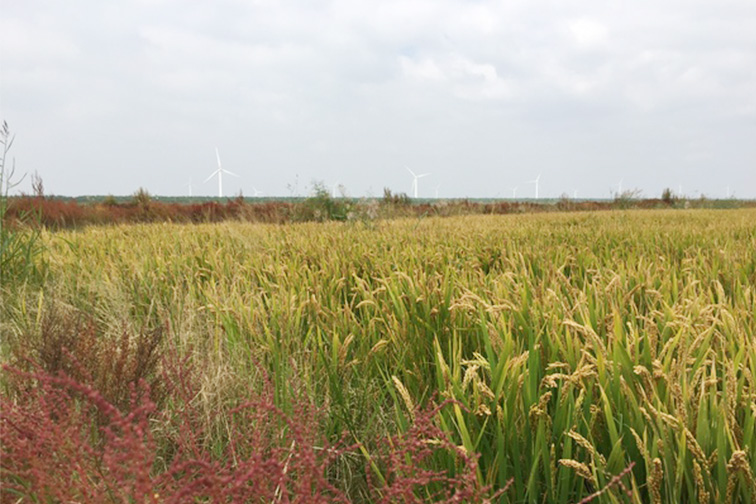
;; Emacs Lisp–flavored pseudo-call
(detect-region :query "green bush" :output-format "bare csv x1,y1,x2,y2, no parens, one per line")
294,182,353,222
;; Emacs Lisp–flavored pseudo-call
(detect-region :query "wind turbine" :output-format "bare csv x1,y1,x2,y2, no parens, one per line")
511,187,518,199
204,147,238,198
252,186,263,197
617,178,624,196
526,174,541,199
406,166,430,198
332,181,344,198
186,178,193,197
435,185,440,199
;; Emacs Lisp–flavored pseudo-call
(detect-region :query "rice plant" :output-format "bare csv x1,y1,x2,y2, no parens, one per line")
1,209,755,502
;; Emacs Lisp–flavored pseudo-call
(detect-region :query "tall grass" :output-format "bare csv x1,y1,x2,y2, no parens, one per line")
2,209,755,502
0,122,45,288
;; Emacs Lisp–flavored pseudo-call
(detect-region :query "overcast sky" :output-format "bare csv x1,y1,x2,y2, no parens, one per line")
1,0,754,198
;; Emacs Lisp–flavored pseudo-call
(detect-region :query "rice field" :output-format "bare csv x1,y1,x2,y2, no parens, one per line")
2,208,755,502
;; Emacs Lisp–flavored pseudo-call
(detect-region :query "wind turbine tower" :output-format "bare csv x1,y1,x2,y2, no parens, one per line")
407,167,430,199
526,174,541,199
204,148,239,198
332,181,344,198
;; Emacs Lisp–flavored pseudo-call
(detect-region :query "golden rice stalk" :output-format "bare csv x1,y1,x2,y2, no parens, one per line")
726,451,755,503
630,427,650,466
368,338,389,356
670,381,687,427
567,430,606,467
546,362,570,371
550,443,556,486
648,458,663,504
541,372,567,389
528,391,552,431
392,375,414,422
477,379,495,401
652,359,665,380
462,364,479,391
510,350,530,369
658,336,678,365
693,460,710,504
742,364,754,390
574,388,586,415
708,449,718,470
725,367,744,443
684,427,707,466
580,349,598,366
460,352,489,368
639,406,654,425
559,459,594,482
634,364,653,390
645,401,680,428
338,333,354,367
563,319,607,355
475,403,492,416
569,363,597,384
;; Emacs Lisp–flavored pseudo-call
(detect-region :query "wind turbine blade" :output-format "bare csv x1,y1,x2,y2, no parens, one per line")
223,169,239,177
215,147,222,170
418,173,430,178
406,166,417,177
204,170,219,183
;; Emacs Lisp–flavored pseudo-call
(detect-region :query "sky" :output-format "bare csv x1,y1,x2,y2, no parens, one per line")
1,0,755,199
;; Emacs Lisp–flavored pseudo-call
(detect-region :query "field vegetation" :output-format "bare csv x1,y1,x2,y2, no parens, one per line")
2,190,755,500
3,183,752,230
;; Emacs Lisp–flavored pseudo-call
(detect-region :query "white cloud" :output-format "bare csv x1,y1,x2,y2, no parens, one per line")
0,18,79,62
400,56,446,82
568,18,608,48
1,0,754,197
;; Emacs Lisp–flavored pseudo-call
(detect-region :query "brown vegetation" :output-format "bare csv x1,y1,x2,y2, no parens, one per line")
4,192,751,230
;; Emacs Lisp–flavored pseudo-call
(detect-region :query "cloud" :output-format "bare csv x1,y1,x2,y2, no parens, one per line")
399,52,513,101
568,18,609,48
0,17,79,62
1,0,754,197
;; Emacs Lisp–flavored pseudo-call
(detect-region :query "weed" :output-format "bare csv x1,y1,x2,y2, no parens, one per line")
0,121,45,287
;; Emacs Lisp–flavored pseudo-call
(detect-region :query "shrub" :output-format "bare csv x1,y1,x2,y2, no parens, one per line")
613,188,643,209
1,356,509,503
382,188,411,207
295,182,353,222
368,401,510,503
0,361,351,503
661,187,674,205
132,187,152,208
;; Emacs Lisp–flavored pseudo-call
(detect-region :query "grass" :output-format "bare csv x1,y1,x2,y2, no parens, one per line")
2,208,755,502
